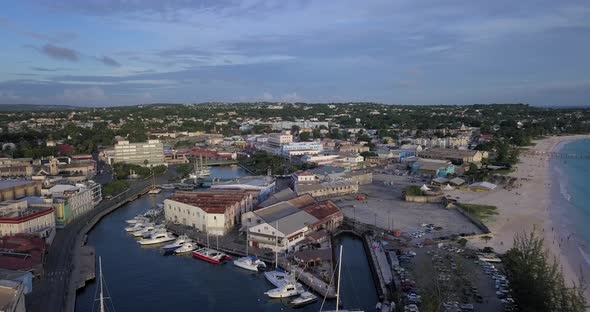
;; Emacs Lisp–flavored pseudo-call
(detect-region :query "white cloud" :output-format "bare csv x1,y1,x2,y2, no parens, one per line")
58,86,106,103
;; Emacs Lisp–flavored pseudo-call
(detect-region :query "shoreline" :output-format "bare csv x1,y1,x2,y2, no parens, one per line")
463,134,590,294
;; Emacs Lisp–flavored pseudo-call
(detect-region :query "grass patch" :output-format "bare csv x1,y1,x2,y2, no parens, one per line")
405,185,424,196
458,203,498,222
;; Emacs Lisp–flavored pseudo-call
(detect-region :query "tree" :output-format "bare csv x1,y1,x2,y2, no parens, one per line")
299,131,312,141
503,230,586,312
291,125,300,135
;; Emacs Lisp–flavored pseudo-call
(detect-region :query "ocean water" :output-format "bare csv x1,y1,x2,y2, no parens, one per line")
551,138,590,269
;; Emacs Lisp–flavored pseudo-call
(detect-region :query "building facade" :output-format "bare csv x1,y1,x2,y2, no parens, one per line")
48,182,99,228
281,141,323,157
112,140,165,167
0,181,42,202
164,191,254,236
0,200,55,239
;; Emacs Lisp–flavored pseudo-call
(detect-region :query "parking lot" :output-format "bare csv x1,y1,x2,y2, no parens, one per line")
332,183,482,239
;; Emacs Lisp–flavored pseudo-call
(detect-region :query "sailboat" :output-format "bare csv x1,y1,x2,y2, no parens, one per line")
188,155,211,180
94,257,115,312
264,221,295,287
321,245,364,312
233,228,266,272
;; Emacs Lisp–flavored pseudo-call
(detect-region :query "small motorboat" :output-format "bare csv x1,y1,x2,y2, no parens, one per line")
290,291,318,307
174,242,197,254
148,188,162,194
264,282,303,299
138,232,176,245
233,255,266,272
162,235,191,252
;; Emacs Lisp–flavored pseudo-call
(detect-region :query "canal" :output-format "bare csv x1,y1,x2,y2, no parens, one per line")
75,166,378,312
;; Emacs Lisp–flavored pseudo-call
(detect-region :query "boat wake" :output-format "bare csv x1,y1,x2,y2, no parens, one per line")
579,246,590,268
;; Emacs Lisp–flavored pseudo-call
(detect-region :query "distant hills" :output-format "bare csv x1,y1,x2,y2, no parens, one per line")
0,104,86,112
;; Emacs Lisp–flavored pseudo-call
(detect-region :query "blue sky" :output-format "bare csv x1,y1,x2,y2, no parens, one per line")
0,0,589,106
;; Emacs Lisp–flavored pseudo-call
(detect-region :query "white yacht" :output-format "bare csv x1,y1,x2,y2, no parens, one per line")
265,282,303,299
162,235,191,252
233,229,266,272
141,227,167,239
124,223,145,232
161,184,175,190
131,223,156,237
138,232,176,245
126,216,149,224
264,269,295,288
291,291,318,307
233,256,266,272
174,242,197,254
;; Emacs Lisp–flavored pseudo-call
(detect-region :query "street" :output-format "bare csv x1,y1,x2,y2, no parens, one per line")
26,163,178,312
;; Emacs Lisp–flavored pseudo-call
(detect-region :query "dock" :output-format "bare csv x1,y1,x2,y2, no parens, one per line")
364,234,391,300
167,223,337,299
74,246,96,290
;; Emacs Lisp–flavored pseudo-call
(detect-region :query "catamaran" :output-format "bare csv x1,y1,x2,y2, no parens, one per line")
192,234,231,264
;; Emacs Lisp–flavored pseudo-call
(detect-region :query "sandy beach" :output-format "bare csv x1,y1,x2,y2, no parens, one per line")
453,135,590,292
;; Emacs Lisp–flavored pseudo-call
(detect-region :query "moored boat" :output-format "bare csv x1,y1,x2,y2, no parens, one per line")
290,291,318,307
174,242,197,254
192,247,231,264
233,255,266,272
264,282,303,299
264,269,294,288
138,232,176,245
162,235,191,252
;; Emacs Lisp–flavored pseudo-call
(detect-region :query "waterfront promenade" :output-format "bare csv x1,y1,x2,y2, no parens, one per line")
27,172,175,312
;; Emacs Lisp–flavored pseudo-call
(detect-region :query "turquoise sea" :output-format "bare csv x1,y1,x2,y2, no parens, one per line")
552,138,590,278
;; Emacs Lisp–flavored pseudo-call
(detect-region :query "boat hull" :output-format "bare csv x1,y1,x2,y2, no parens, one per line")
192,252,222,264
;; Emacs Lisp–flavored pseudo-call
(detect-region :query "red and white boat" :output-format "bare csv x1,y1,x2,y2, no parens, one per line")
192,247,231,264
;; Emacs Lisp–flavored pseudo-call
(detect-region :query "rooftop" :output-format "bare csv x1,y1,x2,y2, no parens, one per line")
0,279,22,312
168,190,251,214
0,180,37,190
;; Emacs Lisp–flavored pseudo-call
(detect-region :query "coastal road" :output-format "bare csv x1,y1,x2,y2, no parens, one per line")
27,169,177,312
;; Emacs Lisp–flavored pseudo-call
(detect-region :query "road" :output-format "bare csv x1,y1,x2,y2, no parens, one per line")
27,164,178,312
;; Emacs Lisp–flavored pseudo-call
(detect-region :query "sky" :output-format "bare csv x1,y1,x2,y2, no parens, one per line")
0,0,589,107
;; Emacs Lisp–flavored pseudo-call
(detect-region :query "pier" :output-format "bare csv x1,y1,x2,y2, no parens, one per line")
167,223,337,299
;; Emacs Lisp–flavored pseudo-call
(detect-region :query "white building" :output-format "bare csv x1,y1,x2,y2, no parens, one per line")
271,120,329,130
112,140,165,167
164,191,254,236
301,154,339,165
210,176,276,204
268,133,293,147
48,182,100,228
0,200,55,239
281,141,323,157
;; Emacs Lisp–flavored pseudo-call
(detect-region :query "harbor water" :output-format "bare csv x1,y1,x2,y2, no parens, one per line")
75,166,378,311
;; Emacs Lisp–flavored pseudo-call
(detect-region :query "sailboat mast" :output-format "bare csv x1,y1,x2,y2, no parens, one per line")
245,228,249,256
99,256,105,312
275,221,278,269
335,245,343,312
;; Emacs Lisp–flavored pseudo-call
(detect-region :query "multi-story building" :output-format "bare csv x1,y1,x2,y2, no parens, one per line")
112,140,164,167
164,191,254,236
268,133,293,147
210,176,275,204
0,200,55,239
418,148,487,164
271,120,329,130
48,182,100,228
281,141,323,157
337,144,369,153
241,195,343,252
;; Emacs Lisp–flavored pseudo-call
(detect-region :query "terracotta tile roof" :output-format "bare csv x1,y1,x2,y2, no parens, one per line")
168,191,250,214
301,200,342,220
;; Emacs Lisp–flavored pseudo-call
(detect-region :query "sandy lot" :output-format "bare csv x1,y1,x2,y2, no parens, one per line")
333,183,482,239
